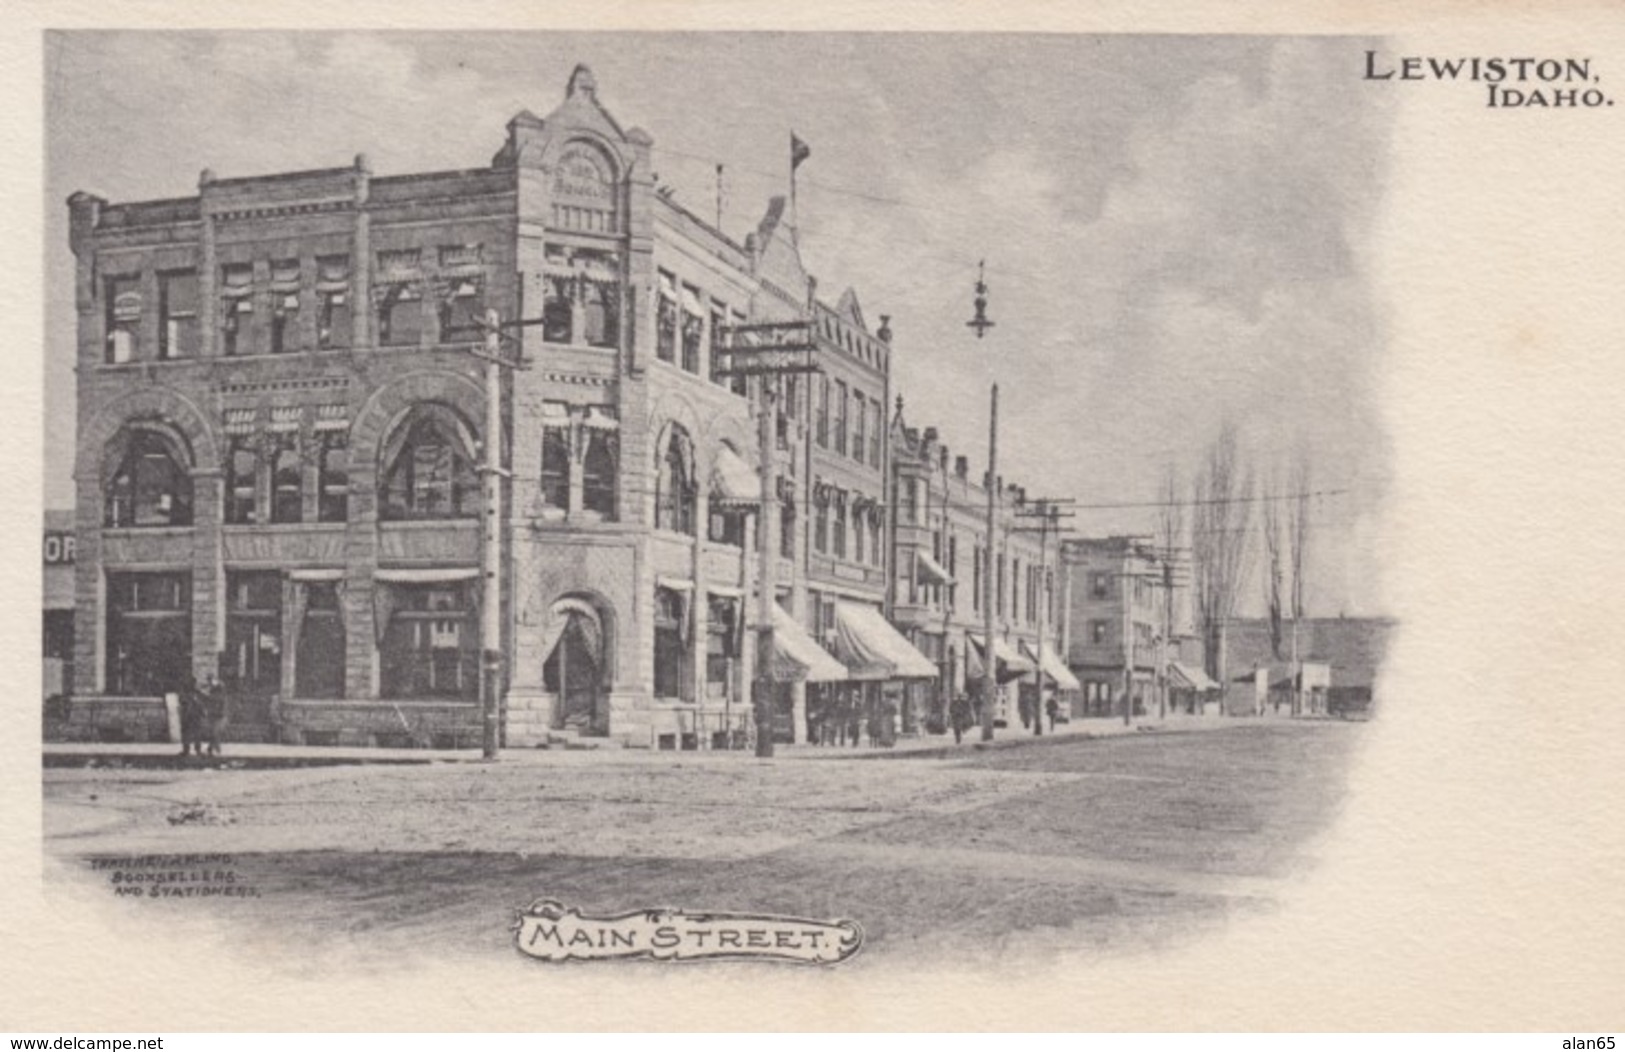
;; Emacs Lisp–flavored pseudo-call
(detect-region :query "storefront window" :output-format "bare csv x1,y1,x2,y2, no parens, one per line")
225,571,282,699
105,572,191,696
380,584,477,700
653,586,690,701
294,581,345,699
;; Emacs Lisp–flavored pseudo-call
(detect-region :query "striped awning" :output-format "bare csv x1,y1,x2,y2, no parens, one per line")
832,602,938,681
771,605,847,683
710,446,761,506
1020,640,1082,692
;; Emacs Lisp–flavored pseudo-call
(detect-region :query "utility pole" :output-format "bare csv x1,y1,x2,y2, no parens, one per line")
755,382,777,757
714,319,820,760
969,263,997,743
481,309,504,759
981,384,999,743
1013,499,1078,736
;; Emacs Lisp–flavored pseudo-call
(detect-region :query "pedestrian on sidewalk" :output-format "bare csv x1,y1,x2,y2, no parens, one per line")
201,674,227,757
177,676,205,758
949,693,972,745
1045,694,1059,733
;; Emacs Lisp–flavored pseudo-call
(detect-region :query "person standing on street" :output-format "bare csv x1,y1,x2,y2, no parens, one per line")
1045,694,1059,733
177,676,204,758
949,692,972,745
201,674,226,757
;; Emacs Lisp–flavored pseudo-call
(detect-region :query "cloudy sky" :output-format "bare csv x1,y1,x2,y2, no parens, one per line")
44,31,1393,616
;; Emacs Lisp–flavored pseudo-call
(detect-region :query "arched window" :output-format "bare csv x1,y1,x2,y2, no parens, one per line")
104,428,193,528
655,425,695,535
380,407,479,521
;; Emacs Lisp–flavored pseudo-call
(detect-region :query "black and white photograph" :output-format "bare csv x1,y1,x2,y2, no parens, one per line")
10,4,1625,1034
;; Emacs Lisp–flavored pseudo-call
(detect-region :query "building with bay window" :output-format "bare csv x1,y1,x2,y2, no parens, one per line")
64,65,936,749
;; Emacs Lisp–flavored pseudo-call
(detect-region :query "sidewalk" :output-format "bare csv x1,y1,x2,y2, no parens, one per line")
43,713,1246,770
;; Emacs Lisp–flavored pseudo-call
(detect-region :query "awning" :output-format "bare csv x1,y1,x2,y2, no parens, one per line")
374,567,479,583
771,605,847,683
831,602,939,681
711,446,761,506
914,550,952,586
1020,640,1082,691
968,633,1036,683
1169,662,1220,691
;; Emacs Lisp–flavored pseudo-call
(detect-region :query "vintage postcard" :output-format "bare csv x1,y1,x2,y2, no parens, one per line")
6,1,1624,1034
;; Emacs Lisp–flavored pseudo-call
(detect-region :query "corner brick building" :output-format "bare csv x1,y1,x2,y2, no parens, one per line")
66,66,941,748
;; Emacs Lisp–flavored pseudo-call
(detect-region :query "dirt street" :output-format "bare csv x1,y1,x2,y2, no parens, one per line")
43,721,1362,968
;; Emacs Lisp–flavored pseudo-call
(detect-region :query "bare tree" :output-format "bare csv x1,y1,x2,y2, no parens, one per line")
1192,419,1255,694
1287,450,1312,712
1261,460,1286,661
1289,452,1311,626
1156,464,1186,717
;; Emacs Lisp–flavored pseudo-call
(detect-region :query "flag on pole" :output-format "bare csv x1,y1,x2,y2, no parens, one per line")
791,133,811,171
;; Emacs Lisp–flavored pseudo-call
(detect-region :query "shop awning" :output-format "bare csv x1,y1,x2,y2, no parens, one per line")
831,602,939,681
374,567,479,583
771,605,848,683
968,633,1036,683
711,446,762,506
1169,661,1220,692
1020,640,1082,692
914,550,952,586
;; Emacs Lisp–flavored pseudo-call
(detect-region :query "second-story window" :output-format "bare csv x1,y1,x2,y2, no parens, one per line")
680,284,704,374
158,271,198,360
226,434,259,525
540,405,571,511
377,284,422,347
438,278,483,344
816,377,830,447
832,491,847,559
852,392,867,465
220,264,254,357
854,502,866,563
316,256,351,349
655,271,678,363
270,423,302,524
780,500,795,560
582,422,618,520
814,490,829,554
1091,572,1109,599
870,400,883,467
834,381,849,456
315,413,349,523
708,306,728,386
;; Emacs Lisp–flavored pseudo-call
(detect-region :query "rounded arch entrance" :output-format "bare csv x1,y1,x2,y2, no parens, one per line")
539,591,617,734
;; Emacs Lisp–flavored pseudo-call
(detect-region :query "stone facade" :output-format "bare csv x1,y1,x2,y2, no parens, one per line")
64,65,921,749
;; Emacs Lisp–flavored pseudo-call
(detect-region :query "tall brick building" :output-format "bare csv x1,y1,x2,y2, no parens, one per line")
66,65,930,748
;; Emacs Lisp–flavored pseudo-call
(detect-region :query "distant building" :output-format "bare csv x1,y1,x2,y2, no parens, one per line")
1218,617,1394,717
1060,536,1201,719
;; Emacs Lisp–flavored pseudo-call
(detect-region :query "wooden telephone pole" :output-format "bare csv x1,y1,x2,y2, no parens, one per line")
1014,498,1077,736
715,319,820,758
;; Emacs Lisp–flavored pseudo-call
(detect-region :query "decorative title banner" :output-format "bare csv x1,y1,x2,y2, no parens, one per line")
513,900,863,965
